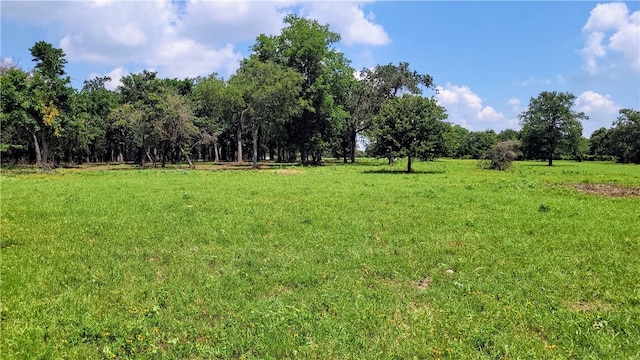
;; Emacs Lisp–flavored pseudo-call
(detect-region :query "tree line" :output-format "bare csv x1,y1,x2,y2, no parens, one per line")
2,15,639,170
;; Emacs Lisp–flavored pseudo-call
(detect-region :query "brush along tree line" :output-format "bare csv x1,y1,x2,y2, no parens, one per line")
2,15,639,170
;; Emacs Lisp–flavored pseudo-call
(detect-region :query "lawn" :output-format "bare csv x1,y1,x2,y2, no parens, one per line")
1,159,639,359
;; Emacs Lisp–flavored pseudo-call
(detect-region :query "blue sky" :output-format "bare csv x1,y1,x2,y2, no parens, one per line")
2,1,639,136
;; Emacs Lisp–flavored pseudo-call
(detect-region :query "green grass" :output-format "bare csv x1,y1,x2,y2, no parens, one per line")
1,159,639,359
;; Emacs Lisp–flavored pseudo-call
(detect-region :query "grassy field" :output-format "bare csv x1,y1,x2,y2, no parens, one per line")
1,159,639,359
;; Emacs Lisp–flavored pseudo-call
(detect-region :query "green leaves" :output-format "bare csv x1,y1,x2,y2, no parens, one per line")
519,91,586,166
370,95,450,172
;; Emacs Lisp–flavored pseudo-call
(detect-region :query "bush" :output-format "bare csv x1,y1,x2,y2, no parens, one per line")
480,140,519,171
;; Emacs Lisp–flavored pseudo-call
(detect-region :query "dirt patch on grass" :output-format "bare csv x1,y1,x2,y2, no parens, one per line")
568,300,612,312
275,169,302,175
575,183,640,197
417,277,432,290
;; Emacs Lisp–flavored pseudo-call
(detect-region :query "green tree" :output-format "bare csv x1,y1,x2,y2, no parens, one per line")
588,127,612,160
231,59,303,169
497,128,520,142
519,91,586,166
370,95,449,172
609,108,640,163
348,63,434,163
28,41,74,167
192,74,227,162
251,14,345,165
468,130,498,159
71,76,119,162
0,66,33,163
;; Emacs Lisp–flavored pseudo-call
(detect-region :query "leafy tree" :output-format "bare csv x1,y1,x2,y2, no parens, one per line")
347,63,434,163
107,103,144,163
497,128,520,142
370,94,449,172
588,127,612,160
519,91,586,166
231,59,303,169
252,14,346,165
0,67,33,163
116,71,197,166
156,93,198,167
26,41,74,167
192,74,227,162
467,130,498,159
71,76,118,162
609,108,640,163
447,125,470,158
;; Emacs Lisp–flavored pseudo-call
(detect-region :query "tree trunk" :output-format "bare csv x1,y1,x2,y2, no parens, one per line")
213,141,220,163
40,131,49,167
350,128,357,163
32,132,42,166
301,147,308,166
237,109,247,163
180,146,193,168
147,148,155,167
138,147,145,167
252,127,259,169
161,142,167,168
237,127,243,163
407,155,412,173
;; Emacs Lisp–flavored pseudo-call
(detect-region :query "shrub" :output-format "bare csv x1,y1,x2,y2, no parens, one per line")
480,140,519,171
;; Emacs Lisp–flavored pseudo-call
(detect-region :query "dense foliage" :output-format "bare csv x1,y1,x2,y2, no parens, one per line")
1,17,638,167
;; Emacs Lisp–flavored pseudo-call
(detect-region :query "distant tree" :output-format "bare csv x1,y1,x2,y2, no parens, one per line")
251,14,348,165
609,108,640,163
28,41,74,167
0,67,32,163
468,130,498,159
231,59,303,169
370,94,449,172
519,91,586,166
497,128,520,142
588,127,612,160
192,74,227,162
71,76,118,162
156,93,198,167
347,62,434,163
447,125,470,158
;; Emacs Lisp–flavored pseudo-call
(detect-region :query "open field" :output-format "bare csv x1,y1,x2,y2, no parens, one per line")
1,159,639,359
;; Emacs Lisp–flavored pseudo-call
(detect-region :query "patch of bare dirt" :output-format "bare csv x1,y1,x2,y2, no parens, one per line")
417,277,432,290
275,169,302,175
568,300,611,312
575,183,640,197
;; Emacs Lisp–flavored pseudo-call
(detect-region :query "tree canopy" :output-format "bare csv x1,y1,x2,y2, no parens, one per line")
520,91,586,166
1,21,637,168
369,94,450,172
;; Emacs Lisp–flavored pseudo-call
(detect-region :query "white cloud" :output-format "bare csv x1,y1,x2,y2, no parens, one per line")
88,67,127,91
435,83,506,131
576,90,620,135
581,2,640,74
300,2,391,46
2,1,388,80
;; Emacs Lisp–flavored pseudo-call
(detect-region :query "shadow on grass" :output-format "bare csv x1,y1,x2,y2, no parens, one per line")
362,169,446,175
519,162,577,167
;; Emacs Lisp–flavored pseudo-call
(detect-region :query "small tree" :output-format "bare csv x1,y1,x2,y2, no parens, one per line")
609,108,640,163
481,140,519,171
520,91,586,166
370,94,449,172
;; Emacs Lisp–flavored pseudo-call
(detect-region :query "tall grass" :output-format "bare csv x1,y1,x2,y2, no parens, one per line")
1,160,639,358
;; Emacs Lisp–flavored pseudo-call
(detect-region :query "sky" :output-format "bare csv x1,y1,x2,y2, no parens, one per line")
1,1,639,137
